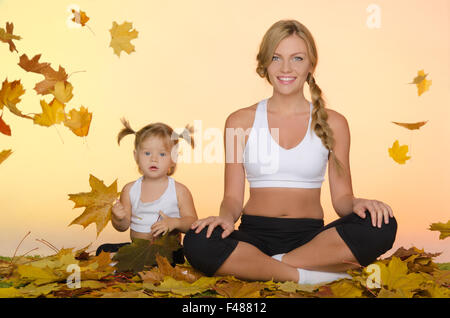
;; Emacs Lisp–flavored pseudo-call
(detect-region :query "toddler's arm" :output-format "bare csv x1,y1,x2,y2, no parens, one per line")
111,182,133,232
174,182,198,232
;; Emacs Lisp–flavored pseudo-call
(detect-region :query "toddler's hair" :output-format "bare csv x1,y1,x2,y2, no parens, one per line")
117,118,195,176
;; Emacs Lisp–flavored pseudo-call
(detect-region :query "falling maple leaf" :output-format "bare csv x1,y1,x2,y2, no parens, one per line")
63,106,92,137
0,78,31,119
18,54,69,96
68,174,119,236
0,22,21,53
388,140,411,164
50,81,73,104
0,149,13,165
71,9,90,26
409,69,432,96
33,98,66,127
0,115,11,136
429,220,450,240
109,21,138,57
113,235,182,272
392,121,428,130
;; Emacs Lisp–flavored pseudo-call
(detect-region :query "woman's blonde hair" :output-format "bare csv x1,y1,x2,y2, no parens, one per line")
118,118,195,176
256,19,345,176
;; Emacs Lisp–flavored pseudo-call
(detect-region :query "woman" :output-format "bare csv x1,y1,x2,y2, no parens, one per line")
183,20,397,285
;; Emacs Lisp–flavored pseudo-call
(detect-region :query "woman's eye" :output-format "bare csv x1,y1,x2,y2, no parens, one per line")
294,56,303,61
272,56,280,61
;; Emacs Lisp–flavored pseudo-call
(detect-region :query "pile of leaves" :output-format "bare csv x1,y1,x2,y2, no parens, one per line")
0,240,448,298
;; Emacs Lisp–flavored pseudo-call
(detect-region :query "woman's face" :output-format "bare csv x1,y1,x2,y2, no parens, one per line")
266,34,313,96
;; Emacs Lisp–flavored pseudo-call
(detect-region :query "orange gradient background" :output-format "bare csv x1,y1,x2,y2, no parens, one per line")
1,0,449,262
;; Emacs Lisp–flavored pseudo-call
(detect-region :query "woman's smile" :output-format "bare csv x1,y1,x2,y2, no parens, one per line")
277,76,297,85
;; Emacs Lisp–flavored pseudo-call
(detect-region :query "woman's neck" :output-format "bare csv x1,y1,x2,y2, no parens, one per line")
268,92,310,115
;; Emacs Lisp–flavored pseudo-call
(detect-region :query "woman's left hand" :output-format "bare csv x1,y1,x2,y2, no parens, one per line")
352,198,394,228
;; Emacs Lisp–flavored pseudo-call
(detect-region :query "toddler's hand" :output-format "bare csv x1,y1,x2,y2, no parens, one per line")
150,211,171,237
112,199,127,221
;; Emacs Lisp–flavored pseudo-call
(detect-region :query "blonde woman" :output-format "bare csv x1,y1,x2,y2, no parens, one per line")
183,20,397,284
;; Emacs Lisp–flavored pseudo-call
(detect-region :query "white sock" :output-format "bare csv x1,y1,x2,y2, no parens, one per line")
297,268,351,285
271,253,351,284
271,253,285,262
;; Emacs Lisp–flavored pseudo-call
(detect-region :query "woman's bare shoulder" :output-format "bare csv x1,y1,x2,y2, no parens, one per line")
225,102,258,130
324,107,350,134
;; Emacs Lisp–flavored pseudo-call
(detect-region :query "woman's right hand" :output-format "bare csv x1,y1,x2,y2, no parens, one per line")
190,216,235,239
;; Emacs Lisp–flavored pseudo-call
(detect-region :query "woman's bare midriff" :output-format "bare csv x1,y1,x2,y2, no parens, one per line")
242,187,324,220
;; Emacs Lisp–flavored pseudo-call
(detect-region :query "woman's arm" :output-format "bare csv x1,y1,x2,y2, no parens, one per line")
190,110,247,238
328,110,394,226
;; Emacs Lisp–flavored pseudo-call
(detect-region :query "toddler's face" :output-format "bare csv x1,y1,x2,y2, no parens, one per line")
134,136,175,178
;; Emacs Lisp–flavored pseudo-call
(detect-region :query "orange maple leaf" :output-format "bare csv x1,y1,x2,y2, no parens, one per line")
0,149,13,165
64,106,92,137
0,78,31,119
71,9,90,26
0,114,11,136
68,174,119,236
392,121,428,130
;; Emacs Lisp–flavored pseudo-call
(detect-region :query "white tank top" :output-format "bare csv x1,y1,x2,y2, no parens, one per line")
243,98,329,188
129,176,180,233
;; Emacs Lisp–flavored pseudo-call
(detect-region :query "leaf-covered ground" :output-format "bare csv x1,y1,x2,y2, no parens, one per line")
0,246,449,298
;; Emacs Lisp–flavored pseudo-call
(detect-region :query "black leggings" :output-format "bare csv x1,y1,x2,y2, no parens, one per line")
183,210,397,276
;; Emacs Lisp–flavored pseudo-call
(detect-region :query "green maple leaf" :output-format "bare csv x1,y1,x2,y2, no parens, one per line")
113,235,182,272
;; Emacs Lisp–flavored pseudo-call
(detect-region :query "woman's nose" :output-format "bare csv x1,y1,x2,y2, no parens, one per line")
281,60,292,72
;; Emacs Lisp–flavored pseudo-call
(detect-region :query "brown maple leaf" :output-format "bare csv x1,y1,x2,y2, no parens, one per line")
18,54,69,95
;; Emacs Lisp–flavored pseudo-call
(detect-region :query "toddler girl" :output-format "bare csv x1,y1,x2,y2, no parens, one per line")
95,118,198,265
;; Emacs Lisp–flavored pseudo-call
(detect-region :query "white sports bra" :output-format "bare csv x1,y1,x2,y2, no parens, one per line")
243,98,329,188
129,176,180,233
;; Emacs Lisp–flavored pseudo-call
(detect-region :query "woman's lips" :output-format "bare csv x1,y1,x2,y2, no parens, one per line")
277,76,296,85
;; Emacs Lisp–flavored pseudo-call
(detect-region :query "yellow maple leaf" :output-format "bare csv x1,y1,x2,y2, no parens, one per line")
64,106,92,137
0,78,31,119
377,257,427,297
50,81,73,104
33,98,66,127
109,21,138,57
0,149,13,165
329,279,364,298
388,140,411,164
143,276,219,297
68,174,119,236
429,220,450,240
0,22,21,53
410,69,432,96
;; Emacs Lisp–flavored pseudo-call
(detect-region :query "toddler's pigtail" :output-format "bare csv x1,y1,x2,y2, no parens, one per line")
177,124,195,149
117,117,136,145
